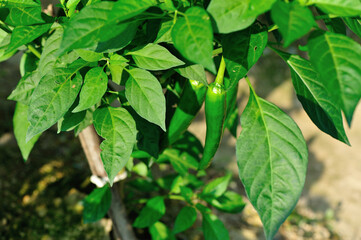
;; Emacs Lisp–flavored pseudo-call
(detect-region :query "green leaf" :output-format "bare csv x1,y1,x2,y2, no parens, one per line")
243,0,277,18
5,23,51,54
8,71,39,105
57,99,86,132
13,103,40,161
26,70,83,141
93,106,137,186
20,51,38,76
174,64,208,86
173,206,197,234
207,0,256,34
0,7,49,26
155,20,174,43
271,1,315,47
171,7,216,73
127,43,184,71
308,31,361,125
221,22,268,89
125,68,166,131
236,84,308,240
273,49,349,144
75,49,103,62
133,196,166,228
308,0,361,16
159,148,199,175
74,109,93,136
149,222,176,240
83,185,112,223
58,0,154,56
133,109,161,158
201,210,229,240
324,17,346,34
95,22,139,53
57,1,113,55
73,67,108,112
172,131,204,158
201,173,232,199
109,54,128,85
169,175,183,194
66,0,81,17
1,0,39,8
209,191,246,213
37,26,64,77
180,186,193,203
343,17,361,38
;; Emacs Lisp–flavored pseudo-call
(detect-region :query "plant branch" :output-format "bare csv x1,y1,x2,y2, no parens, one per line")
78,125,136,240
27,45,41,59
0,21,12,34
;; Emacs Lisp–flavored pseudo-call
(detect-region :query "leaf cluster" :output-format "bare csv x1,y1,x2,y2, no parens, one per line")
2,0,361,239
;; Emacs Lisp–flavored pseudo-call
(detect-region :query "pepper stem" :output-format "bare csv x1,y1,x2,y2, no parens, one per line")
214,56,226,85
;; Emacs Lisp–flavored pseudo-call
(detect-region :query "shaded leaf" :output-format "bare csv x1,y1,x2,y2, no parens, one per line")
236,84,308,240
308,31,361,125
57,99,86,132
58,0,154,55
95,22,139,53
133,196,166,228
200,209,229,240
6,23,51,54
83,185,111,223
343,17,361,38
13,102,40,161
271,1,315,47
324,17,346,34
273,49,349,144
173,206,197,234
222,22,268,89
159,148,198,175
8,71,39,105
93,106,137,186
37,26,64,77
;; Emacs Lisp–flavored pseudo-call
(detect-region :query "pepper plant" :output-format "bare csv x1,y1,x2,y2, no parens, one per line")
1,0,361,239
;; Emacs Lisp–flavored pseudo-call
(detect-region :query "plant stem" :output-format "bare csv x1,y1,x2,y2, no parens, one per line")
214,56,226,85
27,45,41,59
168,195,185,201
268,24,279,32
212,47,223,56
0,21,12,34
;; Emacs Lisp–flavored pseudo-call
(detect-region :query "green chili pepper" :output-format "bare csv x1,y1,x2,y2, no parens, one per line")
199,57,227,170
167,79,207,145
